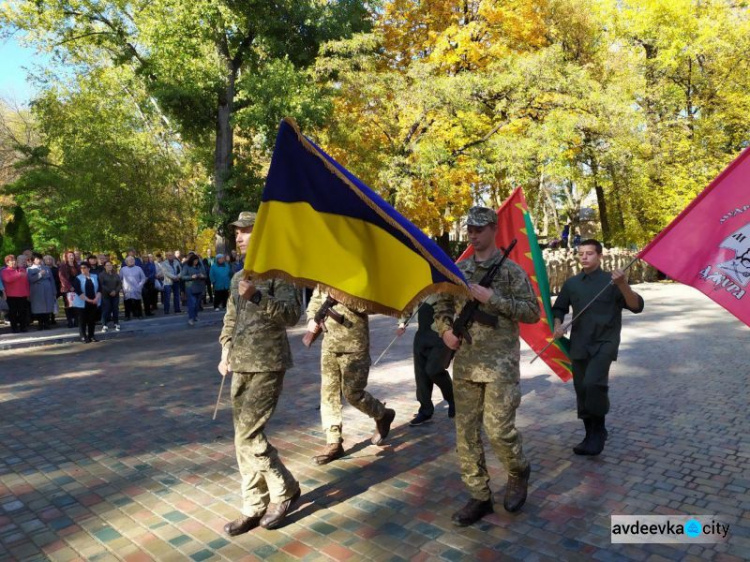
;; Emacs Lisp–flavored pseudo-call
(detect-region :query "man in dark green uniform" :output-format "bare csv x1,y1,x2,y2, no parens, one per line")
551,239,644,456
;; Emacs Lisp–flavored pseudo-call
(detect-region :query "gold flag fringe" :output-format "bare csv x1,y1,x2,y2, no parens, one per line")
247,268,467,318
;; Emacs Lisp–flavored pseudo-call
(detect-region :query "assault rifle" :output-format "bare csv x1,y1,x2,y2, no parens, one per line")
302,295,345,347
451,238,517,345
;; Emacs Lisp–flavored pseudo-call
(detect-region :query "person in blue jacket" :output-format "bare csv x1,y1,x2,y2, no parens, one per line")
209,253,233,310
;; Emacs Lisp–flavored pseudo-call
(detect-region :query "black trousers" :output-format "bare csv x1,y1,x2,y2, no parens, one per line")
78,304,98,340
572,350,614,419
33,313,50,329
142,280,158,314
213,289,229,309
124,298,143,319
7,297,28,332
413,330,454,416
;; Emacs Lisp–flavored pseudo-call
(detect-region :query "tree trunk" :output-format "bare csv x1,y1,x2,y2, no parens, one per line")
608,164,626,244
213,75,236,254
543,186,560,238
591,159,611,244
436,231,452,259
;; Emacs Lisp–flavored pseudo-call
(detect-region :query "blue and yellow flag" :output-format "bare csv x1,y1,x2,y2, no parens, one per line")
245,118,468,316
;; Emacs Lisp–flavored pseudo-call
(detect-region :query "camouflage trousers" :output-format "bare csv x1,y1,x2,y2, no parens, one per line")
232,371,299,517
454,379,528,501
320,349,386,444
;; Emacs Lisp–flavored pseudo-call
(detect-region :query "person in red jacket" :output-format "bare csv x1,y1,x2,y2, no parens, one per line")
1,255,31,333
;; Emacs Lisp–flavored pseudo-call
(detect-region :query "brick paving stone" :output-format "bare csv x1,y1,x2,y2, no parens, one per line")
46,545,80,561
1,284,749,561
123,551,155,562
281,539,314,558
320,542,357,560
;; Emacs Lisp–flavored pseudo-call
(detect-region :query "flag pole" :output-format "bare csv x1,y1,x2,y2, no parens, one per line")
372,304,422,367
530,256,640,364
214,270,251,419
213,373,228,420
372,335,399,367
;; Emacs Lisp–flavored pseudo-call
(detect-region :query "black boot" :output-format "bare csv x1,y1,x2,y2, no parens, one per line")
583,416,606,456
573,418,591,455
503,464,531,512
371,408,396,446
451,498,493,526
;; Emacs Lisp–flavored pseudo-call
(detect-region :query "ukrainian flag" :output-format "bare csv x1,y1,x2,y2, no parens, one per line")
245,118,468,316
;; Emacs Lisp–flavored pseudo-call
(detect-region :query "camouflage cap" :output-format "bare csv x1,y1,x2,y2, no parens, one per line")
229,211,257,228
464,206,497,227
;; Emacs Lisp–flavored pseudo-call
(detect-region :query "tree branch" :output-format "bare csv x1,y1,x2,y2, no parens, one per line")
54,31,117,47
231,31,256,72
449,118,509,159
62,9,148,68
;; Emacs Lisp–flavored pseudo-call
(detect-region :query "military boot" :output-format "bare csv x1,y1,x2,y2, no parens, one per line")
313,443,344,465
451,498,493,527
223,514,262,536
371,408,396,445
583,417,606,456
573,418,592,455
503,464,531,513
259,489,301,530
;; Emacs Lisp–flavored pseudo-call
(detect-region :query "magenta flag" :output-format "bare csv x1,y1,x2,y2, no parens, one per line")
639,145,750,327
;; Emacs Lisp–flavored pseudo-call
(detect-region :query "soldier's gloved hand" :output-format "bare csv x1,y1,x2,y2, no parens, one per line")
239,279,256,300
218,347,231,376
442,329,461,350
307,319,319,332
552,323,568,340
218,360,231,376
469,284,493,304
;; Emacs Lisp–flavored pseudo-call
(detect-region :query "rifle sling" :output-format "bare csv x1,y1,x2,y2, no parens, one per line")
325,308,346,324
472,309,499,328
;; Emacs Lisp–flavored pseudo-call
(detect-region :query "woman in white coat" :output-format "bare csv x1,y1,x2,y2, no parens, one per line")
119,256,146,320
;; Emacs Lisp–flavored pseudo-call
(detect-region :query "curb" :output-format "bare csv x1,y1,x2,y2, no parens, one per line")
0,312,225,351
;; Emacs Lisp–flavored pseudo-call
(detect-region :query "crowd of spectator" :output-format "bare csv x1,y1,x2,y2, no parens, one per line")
0,247,243,341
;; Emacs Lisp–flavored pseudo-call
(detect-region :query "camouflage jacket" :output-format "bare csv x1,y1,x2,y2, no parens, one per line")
434,250,540,383
219,271,301,372
306,287,369,354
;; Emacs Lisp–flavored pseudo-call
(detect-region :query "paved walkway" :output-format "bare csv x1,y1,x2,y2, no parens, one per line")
0,309,226,351
0,283,748,561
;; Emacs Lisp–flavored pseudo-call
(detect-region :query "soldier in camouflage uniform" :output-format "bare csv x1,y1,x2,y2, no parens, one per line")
306,288,396,464
218,212,302,536
434,207,541,526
